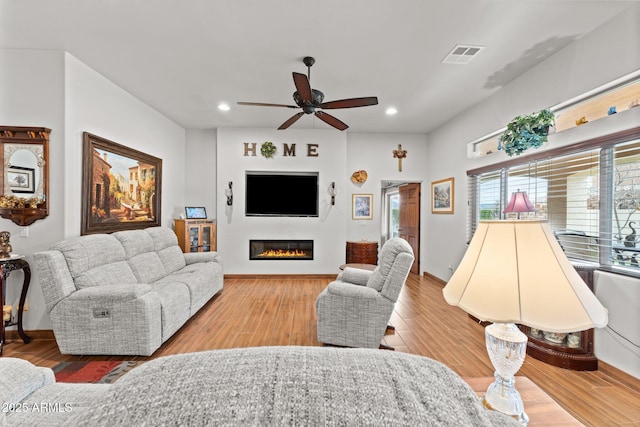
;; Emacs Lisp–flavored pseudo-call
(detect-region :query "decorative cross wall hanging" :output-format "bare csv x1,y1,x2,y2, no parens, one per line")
393,144,407,171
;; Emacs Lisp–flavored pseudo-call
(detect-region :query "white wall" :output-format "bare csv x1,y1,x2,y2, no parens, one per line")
0,49,66,331
185,129,217,217
65,54,187,235
594,271,640,379
425,6,640,282
0,50,186,331
216,128,347,274
345,133,429,263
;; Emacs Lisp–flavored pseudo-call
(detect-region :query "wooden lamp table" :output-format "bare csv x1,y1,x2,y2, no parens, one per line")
464,376,583,426
0,257,32,355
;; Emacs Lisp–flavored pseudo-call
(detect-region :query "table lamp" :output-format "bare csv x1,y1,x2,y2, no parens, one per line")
443,220,608,425
503,189,535,218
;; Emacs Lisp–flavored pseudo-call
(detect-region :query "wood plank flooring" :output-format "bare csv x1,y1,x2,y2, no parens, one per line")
4,274,640,426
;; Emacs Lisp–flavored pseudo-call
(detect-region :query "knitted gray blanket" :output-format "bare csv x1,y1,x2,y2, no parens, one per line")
69,346,520,426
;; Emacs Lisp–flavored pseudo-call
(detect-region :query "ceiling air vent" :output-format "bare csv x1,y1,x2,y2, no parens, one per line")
442,44,484,64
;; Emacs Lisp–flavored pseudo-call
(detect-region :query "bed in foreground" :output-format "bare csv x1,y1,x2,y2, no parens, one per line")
4,346,520,426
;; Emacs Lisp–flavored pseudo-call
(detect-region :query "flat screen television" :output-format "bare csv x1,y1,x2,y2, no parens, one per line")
245,171,319,217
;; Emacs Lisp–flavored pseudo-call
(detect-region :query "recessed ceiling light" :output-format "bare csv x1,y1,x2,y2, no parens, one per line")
218,103,230,111
386,107,398,115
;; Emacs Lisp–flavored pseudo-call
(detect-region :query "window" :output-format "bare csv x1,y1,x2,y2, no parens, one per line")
468,129,640,274
387,192,400,239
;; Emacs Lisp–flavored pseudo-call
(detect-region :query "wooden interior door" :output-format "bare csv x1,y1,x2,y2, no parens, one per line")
399,183,420,274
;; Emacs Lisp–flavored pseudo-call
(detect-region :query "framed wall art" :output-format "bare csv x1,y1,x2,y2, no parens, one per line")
7,166,35,194
352,194,373,220
81,132,162,235
431,177,454,214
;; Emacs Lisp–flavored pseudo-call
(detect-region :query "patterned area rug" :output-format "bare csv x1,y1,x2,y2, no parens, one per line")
53,361,141,384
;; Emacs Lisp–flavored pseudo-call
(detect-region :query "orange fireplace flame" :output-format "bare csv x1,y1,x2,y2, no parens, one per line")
258,249,308,258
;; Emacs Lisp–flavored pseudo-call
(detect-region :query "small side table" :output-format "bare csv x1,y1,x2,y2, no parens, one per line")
339,263,377,271
346,241,378,265
1,257,32,355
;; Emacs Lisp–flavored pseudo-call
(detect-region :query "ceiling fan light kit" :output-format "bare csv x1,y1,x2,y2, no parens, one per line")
238,57,379,131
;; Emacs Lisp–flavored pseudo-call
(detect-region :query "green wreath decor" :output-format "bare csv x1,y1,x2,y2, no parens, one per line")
261,141,277,159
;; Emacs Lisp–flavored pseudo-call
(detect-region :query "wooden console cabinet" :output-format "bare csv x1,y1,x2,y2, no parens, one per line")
346,241,378,265
174,219,216,253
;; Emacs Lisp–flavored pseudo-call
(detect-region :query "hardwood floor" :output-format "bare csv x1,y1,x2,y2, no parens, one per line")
4,274,640,426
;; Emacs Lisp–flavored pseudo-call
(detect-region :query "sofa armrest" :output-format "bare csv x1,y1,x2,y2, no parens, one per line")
327,282,379,299
49,284,162,356
0,358,55,405
66,284,153,303
339,267,373,286
184,252,221,265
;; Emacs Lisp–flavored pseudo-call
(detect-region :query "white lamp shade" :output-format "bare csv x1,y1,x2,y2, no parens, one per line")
443,220,608,332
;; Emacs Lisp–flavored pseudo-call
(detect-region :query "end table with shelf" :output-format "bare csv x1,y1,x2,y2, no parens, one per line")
1,257,32,355
174,219,217,253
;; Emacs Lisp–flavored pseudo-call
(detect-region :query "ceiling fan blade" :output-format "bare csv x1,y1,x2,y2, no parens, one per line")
315,111,348,131
237,102,298,108
278,112,305,130
320,97,379,109
292,72,313,102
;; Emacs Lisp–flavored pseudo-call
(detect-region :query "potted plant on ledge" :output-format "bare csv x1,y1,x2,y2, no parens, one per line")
499,109,555,156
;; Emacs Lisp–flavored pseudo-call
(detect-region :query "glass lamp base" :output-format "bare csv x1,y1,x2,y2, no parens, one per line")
482,323,529,426
482,374,529,425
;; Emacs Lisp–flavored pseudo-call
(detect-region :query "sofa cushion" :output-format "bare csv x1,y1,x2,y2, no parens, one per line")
145,227,187,274
158,262,221,315
52,234,127,278
52,235,138,289
114,230,167,283
9,383,111,427
150,282,191,340
367,238,412,292
0,358,54,405
75,261,139,289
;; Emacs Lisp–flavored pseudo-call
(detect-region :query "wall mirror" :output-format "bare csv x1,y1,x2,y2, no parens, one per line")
0,126,50,226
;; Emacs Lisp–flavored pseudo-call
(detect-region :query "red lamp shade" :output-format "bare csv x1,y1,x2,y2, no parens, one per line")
503,190,535,214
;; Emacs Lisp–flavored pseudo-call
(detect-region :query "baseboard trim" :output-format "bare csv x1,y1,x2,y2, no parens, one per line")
598,360,640,394
224,274,336,280
5,329,55,341
423,272,446,286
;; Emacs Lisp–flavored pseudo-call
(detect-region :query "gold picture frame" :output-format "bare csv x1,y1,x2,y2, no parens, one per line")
431,177,454,214
81,132,162,235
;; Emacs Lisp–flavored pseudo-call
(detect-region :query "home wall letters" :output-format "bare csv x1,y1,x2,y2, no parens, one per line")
243,142,319,158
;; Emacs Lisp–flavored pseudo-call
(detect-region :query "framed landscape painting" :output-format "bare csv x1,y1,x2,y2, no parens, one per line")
352,194,373,220
81,132,162,235
431,177,454,214
7,166,35,194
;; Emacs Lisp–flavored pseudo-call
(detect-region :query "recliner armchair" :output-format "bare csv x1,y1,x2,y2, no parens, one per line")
315,238,414,349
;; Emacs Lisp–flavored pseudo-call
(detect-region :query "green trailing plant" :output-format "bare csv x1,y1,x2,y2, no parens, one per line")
500,109,555,156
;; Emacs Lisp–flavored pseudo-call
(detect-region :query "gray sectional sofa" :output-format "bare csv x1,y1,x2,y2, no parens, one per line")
1,347,520,426
34,226,223,356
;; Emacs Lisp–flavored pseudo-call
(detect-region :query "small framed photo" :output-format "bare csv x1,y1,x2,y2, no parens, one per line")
431,177,454,214
352,194,373,220
7,166,35,194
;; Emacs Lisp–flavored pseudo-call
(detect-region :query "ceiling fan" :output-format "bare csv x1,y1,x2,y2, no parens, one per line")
238,56,379,131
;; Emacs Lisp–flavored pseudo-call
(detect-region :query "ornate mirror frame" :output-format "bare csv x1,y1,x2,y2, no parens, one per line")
0,126,50,226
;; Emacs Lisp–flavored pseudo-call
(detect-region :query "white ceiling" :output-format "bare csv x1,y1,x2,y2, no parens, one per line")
1,1,637,134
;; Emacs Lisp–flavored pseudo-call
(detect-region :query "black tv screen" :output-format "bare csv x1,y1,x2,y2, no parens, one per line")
245,171,319,217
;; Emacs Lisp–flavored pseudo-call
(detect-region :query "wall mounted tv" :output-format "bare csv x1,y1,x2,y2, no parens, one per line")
245,171,319,217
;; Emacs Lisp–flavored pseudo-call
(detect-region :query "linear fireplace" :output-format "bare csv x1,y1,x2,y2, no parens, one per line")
250,240,314,260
